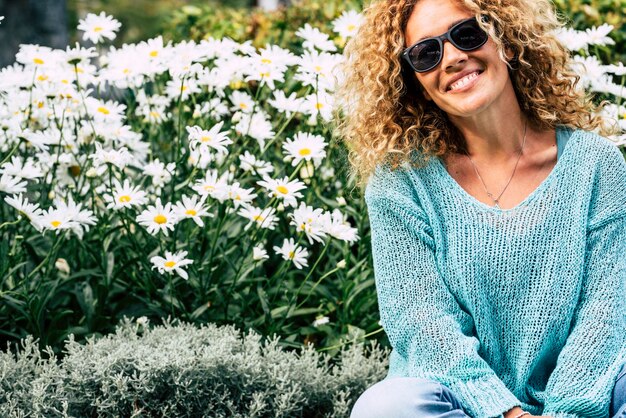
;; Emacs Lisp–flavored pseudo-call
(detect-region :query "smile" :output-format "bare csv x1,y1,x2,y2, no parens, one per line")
446,70,483,92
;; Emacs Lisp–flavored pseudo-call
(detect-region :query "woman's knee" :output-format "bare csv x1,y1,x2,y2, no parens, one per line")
350,377,443,418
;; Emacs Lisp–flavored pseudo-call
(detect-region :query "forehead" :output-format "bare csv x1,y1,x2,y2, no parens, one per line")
404,0,474,45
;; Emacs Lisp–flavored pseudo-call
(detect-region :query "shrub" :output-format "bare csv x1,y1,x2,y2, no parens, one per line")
0,318,389,417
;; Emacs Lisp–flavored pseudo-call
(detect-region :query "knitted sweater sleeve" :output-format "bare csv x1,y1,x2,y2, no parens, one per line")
543,145,626,418
365,165,521,418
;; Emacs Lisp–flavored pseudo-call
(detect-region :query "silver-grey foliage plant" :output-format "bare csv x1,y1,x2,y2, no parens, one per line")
0,318,388,418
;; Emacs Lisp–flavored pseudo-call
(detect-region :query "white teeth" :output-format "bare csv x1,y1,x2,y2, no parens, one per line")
448,71,480,91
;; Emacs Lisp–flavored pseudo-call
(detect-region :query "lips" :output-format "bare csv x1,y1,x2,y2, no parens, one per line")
445,69,484,92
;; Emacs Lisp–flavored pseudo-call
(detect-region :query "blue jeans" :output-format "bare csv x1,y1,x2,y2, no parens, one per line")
350,363,626,417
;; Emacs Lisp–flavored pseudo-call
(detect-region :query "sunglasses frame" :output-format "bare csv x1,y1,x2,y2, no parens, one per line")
401,17,489,73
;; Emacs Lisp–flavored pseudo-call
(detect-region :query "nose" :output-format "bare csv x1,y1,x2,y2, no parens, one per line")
441,39,469,70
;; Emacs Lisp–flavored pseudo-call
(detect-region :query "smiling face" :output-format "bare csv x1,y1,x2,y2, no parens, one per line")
404,0,515,118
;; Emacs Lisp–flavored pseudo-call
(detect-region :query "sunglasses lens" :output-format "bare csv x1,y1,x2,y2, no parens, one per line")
451,19,488,50
409,39,441,72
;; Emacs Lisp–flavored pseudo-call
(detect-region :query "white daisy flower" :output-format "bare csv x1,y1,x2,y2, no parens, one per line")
186,121,233,155
252,244,269,261
53,197,97,239
103,178,147,210
90,143,134,172
256,176,307,208
38,206,77,234
192,169,231,202
143,159,176,189
244,60,286,91
77,12,121,44
4,194,43,224
0,174,27,194
229,90,255,113
301,91,334,122
164,77,201,101
273,237,309,269
150,250,193,280
63,43,98,65
267,90,304,117
174,194,213,227
322,208,360,244
295,50,343,92
15,44,60,68
85,97,126,123
0,156,44,180
604,62,626,76
22,129,58,152
136,198,178,236
282,132,328,168
239,151,274,176
256,44,298,67
234,111,275,149
237,205,278,231
289,202,328,245
331,10,364,39
295,23,337,52
585,23,615,47
226,182,257,209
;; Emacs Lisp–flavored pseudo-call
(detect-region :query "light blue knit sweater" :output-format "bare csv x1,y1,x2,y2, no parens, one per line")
364,126,626,418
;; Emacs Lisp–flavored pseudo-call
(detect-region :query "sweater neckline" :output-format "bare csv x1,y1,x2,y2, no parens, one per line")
433,125,580,214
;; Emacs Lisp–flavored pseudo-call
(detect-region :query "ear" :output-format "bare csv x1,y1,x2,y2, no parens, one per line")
504,45,515,62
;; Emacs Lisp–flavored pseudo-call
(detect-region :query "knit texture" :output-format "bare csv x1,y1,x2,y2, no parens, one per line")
364,126,626,418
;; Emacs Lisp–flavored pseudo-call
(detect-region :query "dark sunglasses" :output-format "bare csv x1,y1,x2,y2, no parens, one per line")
402,17,489,73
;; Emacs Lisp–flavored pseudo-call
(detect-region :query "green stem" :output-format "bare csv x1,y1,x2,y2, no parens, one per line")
317,327,385,352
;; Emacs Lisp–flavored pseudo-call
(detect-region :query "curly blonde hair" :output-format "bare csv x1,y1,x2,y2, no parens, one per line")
333,0,613,191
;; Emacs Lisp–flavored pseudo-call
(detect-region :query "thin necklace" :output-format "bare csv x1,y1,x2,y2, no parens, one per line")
464,121,528,209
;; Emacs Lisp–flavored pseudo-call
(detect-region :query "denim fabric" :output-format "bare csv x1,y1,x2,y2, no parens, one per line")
350,363,626,418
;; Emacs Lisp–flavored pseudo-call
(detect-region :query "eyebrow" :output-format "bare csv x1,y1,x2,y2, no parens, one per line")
416,18,466,42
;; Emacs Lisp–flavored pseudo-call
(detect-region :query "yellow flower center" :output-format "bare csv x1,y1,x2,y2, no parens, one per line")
261,58,272,64
51,220,61,228
150,111,160,118
164,260,176,268
203,185,215,191
37,102,44,109
315,103,324,109
260,71,270,78
119,195,131,203
94,26,103,32
150,50,158,57
181,85,188,91
185,209,197,216
37,75,49,81
253,215,265,222
200,136,211,143
298,148,311,156
276,185,289,194
314,65,322,72
123,68,130,74
154,214,167,224
239,103,248,109
288,250,295,259
33,58,44,65
347,24,356,31
97,107,110,115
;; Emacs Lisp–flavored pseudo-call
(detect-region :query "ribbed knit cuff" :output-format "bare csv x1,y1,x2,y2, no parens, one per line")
543,412,578,418
447,376,521,418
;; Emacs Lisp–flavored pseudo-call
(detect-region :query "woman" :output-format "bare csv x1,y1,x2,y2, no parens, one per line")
334,0,626,416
